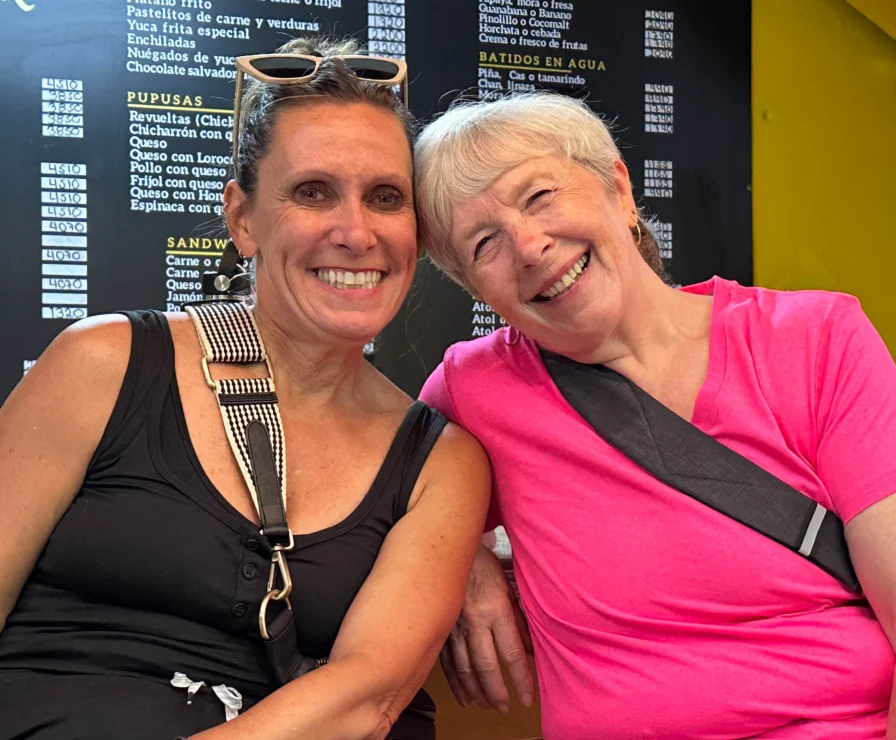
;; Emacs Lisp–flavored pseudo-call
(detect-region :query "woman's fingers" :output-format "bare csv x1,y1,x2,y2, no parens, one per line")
491,612,536,707
447,627,491,709
466,618,513,712
439,642,469,707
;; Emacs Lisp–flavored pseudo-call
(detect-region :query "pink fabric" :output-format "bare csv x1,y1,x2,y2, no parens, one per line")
420,277,896,740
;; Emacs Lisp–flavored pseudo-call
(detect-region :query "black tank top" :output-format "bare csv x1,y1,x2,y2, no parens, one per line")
0,310,447,739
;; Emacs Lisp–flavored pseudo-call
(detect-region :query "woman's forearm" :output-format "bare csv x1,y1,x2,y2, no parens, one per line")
190,653,407,740
189,425,490,740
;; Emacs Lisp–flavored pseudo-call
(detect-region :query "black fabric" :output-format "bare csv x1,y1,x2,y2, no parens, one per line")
391,702,437,740
0,310,447,740
264,607,319,684
219,392,278,406
199,241,250,298
541,350,860,592
217,240,241,278
244,394,307,684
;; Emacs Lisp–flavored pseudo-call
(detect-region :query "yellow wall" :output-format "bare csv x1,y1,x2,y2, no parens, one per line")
753,0,896,352
428,2,896,737
844,0,896,42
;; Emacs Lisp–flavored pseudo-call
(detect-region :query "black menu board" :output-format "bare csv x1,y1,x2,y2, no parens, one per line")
0,0,751,397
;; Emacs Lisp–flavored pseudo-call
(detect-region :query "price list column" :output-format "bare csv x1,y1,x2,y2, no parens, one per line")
40,77,89,320
642,10,675,270
360,0,405,361
368,1,406,59
41,163,88,319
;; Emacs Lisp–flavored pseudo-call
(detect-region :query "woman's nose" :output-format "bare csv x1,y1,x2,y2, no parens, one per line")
330,201,376,253
511,222,552,268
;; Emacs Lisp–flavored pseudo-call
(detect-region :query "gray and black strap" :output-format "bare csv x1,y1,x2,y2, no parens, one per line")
541,350,861,592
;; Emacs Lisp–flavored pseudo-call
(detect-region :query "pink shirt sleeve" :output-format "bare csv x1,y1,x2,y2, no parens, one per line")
815,296,896,523
418,360,456,422
419,352,503,532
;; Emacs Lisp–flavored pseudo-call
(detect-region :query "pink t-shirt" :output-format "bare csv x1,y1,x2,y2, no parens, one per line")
420,277,896,740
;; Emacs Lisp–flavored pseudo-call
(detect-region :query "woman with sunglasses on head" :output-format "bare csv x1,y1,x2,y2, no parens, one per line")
0,37,489,740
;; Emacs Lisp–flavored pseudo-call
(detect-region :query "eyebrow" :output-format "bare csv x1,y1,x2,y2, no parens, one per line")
458,173,547,244
459,220,488,246
282,168,412,190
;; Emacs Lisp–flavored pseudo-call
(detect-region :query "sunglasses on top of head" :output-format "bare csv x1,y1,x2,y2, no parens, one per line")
231,54,409,166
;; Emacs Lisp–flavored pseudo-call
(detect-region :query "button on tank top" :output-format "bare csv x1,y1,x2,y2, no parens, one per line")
0,309,447,739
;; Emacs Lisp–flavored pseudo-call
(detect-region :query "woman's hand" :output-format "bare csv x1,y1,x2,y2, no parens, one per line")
440,543,536,713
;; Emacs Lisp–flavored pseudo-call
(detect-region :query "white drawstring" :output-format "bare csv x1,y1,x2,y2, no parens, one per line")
170,672,243,721
212,684,243,722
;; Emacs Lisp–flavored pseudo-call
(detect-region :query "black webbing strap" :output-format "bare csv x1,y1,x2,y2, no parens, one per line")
246,420,290,543
185,299,323,685
541,350,860,592
184,300,287,545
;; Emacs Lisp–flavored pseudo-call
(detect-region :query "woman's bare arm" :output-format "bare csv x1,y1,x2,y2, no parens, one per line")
846,495,896,740
0,316,130,630
192,422,492,740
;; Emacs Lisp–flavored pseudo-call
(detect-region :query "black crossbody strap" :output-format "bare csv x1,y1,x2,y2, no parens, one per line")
185,299,324,684
541,351,860,592
185,301,287,536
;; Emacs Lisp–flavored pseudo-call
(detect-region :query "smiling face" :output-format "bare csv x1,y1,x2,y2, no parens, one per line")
449,155,642,357
226,101,417,347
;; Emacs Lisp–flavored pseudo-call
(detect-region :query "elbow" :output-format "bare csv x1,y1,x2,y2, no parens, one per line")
355,699,401,740
332,653,424,739
368,712,396,740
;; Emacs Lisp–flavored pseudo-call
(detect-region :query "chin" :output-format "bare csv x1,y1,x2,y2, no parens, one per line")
321,315,390,346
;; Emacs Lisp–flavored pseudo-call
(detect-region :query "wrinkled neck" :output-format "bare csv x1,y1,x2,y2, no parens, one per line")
253,302,367,408
575,269,713,382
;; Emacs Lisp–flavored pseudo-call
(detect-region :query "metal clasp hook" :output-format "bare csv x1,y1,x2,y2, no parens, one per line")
258,547,293,640
266,549,293,601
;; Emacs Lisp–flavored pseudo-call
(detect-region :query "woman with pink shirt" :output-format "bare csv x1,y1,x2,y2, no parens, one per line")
414,92,896,739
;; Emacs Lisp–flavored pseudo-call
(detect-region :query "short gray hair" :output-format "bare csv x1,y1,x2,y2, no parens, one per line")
414,92,663,287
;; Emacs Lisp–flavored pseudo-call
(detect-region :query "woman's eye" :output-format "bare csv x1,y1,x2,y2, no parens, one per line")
296,183,327,203
371,188,404,210
473,235,493,260
528,189,552,207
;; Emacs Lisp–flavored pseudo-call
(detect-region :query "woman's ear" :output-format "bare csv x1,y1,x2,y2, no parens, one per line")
223,180,259,259
611,160,638,225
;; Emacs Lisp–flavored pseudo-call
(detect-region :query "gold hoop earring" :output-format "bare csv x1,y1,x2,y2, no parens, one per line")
633,221,643,247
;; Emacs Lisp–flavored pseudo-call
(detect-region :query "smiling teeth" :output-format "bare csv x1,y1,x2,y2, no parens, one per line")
313,269,383,290
539,255,588,300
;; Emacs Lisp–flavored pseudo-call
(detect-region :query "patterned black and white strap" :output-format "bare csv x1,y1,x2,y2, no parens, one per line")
185,301,288,543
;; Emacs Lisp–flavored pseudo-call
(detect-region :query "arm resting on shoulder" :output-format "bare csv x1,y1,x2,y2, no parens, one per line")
190,422,491,740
